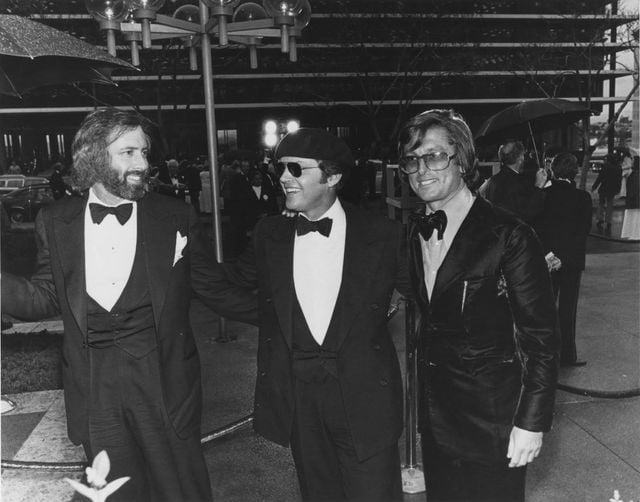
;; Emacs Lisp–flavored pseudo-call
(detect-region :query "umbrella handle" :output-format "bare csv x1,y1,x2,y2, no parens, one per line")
527,122,542,169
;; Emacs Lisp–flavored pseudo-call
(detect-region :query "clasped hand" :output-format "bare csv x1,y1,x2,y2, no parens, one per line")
507,426,543,468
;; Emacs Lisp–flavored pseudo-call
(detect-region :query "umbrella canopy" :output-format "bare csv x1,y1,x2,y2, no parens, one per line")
474,98,592,144
0,14,136,97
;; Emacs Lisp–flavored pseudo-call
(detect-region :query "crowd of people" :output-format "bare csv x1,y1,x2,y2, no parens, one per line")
0,106,638,502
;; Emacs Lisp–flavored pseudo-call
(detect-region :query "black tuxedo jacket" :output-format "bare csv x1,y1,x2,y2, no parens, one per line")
480,166,545,223
534,180,592,270
2,191,257,444
230,202,411,461
409,197,558,465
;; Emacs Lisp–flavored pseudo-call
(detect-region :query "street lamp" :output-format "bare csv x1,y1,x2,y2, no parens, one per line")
85,0,312,267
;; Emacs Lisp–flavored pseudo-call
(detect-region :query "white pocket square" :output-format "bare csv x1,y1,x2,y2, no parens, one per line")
173,231,188,266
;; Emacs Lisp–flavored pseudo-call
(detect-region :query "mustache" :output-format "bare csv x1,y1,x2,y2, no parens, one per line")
124,169,150,180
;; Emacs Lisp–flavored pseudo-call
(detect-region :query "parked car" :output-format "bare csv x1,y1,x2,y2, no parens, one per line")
587,146,638,172
0,174,49,194
1,183,55,223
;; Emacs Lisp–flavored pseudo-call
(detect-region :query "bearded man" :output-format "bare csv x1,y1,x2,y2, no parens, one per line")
1,108,257,501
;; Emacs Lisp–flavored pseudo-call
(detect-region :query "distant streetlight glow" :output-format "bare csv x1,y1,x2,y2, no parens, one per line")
264,132,278,148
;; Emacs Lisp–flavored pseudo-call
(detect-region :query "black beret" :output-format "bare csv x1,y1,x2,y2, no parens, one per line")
275,128,354,169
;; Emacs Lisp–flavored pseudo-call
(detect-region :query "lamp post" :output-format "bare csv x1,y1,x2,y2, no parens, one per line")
86,0,311,339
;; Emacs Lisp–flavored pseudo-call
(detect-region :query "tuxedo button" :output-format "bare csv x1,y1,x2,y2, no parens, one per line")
266,337,272,343
265,298,272,303
260,371,267,377
372,344,381,351
370,303,380,310
379,378,388,386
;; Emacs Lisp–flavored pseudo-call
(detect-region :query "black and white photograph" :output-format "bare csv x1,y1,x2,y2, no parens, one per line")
1,1,638,501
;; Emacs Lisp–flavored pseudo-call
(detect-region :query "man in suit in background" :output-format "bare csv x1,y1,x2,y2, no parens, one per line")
398,109,558,502
228,128,411,501
591,153,622,235
535,152,592,367
479,139,548,223
1,108,257,502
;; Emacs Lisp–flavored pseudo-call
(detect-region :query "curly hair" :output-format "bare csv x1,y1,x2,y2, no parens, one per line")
397,108,478,188
550,151,578,180
71,108,153,191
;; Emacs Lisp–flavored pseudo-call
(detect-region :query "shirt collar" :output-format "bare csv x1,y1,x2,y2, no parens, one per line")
301,197,345,223
424,185,474,248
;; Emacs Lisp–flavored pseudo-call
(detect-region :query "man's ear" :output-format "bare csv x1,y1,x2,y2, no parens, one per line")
326,173,342,188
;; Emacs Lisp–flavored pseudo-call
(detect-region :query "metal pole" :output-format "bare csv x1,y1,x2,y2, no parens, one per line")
401,297,425,494
199,0,227,340
404,298,417,467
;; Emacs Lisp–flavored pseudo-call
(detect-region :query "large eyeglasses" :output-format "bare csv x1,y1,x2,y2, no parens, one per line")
275,161,319,178
398,152,457,174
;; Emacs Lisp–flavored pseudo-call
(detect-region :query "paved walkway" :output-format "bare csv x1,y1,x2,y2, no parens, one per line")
2,229,639,502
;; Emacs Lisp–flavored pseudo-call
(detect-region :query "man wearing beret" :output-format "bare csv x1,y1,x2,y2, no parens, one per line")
228,128,411,501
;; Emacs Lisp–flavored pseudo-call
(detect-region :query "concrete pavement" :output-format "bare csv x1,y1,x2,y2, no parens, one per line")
2,212,639,502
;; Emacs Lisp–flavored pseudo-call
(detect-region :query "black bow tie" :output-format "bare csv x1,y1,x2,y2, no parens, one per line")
89,202,133,225
410,210,447,241
296,216,333,237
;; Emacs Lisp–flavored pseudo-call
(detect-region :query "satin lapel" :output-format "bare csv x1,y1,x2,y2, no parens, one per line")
265,218,296,349
408,220,430,308
139,195,176,327
53,195,88,335
329,206,382,351
431,198,493,303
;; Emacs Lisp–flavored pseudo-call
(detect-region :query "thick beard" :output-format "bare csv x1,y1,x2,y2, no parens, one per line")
99,167,149,201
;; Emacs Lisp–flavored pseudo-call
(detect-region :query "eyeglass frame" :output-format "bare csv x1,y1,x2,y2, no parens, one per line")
398,151,458,174
275,161,321,178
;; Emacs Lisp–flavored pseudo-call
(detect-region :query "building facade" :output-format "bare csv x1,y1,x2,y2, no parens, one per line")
1,0,637,171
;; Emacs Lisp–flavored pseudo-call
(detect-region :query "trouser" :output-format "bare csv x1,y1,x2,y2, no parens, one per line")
598,193,615,225
84,346,212,502
290,375,402,502
552,267,583,363
421,435,526,502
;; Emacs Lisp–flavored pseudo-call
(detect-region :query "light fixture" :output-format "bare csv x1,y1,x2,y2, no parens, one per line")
205,0,238,46
262,0,310,56
174,4,201,71
264,120,278,134
84,0,130,56
232,2,267,69
286,120,299,133
264,133,278,148
129,0,166,49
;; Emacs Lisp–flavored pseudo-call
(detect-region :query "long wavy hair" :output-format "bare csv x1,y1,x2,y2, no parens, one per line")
71,108,153,191
397,108,479,189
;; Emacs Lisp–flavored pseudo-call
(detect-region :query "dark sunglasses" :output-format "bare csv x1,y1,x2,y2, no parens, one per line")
275,161,320,178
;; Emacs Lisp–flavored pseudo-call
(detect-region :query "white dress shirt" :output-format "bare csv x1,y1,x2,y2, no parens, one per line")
420,185,475,298
84,188,138,312
293,198,346,345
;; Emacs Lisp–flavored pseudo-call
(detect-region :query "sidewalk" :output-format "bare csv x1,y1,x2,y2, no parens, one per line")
2,232,639,502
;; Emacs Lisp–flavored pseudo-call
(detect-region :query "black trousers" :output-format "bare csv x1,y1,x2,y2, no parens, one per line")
290,374,402,502
84,346,212,502
552,267,582,363
421,435,526,502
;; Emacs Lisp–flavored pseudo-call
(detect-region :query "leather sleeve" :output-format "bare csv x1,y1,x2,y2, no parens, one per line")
502,222,559,432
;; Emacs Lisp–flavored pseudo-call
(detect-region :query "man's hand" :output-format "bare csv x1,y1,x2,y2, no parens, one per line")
545,252,562,272
507,426,543,468
534,168,548,188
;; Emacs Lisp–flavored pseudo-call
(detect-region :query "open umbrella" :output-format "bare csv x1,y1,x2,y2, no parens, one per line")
0,14,136,97
474,98,592,145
